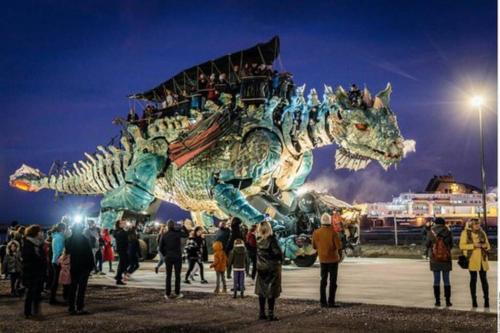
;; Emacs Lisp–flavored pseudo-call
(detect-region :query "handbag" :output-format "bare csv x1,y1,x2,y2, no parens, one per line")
457,254,469,269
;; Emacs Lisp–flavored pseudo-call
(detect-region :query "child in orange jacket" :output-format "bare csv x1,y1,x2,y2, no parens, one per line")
210,241,227,293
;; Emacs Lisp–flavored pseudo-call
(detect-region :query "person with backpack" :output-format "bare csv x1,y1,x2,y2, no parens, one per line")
426,217,453,307
459,219,491,308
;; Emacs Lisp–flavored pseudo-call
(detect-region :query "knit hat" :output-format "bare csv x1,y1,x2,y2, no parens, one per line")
320,213,332,225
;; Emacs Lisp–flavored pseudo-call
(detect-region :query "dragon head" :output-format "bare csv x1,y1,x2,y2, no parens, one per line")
324,83,415,170
9,164,46,192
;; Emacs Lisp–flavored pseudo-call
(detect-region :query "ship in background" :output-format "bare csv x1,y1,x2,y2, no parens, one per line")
355,174,497,245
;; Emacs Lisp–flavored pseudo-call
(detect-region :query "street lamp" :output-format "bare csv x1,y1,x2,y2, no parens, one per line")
469,95,488,230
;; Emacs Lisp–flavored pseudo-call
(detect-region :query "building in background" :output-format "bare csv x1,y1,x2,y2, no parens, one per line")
356,174,497,230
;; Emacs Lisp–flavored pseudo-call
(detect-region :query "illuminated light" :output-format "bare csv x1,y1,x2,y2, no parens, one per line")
12,180,31,192
73,214,83,224
154,221,160,227
470,95,484,108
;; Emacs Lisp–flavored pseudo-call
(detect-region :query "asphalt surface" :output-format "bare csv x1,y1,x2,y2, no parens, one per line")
89,257,497,313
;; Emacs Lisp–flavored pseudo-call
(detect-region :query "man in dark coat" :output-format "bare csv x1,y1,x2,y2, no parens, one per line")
22,225,46,318
215,220,231,254
65,223,95,315
159,220,188,299
426,217,453,307
113,220,129,285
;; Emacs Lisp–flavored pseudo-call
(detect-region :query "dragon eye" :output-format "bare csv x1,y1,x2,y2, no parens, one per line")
355,123,368,131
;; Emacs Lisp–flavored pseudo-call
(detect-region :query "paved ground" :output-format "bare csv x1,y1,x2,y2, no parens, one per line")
89,257,497,313
1,283,496,333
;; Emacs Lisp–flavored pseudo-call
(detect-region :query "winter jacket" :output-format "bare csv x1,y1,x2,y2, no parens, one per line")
2,251,22,274
228,243,246,271
22,237,46,284
101,229,114,261
246,232,257,249
84,227,99,250
312,226,342,264
114,228,129,255
426,225,453,272
52,231,65,264
210,241,227,272
459,225,491,272
215,227,231,252
255,235,282,298
65,233,95,274
185,237,201,260
159,227,188,261
58,254,71,285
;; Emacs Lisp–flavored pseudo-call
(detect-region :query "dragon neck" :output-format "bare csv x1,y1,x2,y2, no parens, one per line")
280,99,342,156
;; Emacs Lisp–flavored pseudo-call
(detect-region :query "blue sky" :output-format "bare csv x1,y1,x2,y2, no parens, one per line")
0,0,497,225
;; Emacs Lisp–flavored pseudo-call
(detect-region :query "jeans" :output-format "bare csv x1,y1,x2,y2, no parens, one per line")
95,249,103,272
320,262,338,305
50,263,61,301
185,259,205,281
165,258,182,296
216,271,226,290
233,271,245,292
68,270,90,312
470,268,489,300
156,251,165,269
433,270,450,286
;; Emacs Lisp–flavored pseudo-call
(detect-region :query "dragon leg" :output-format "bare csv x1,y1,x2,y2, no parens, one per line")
213,183,286,232
99,152,166,229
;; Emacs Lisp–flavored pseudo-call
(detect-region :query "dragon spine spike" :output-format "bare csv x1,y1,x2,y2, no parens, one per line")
84,152,96,164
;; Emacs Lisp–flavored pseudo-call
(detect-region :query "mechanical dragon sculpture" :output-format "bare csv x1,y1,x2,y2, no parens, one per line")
10,37,415,265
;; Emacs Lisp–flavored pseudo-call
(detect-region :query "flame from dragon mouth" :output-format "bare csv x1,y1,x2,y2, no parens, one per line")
11,180,33,192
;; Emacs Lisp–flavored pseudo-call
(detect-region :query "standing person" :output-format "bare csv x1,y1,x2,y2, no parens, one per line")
246,224,258,280
65,223,94,315
2,240,22,296
57,250,71,292
459,220,491,308
22,225,46,319
215,220,231,253
255,221,283,321
127,228,141,275
422,221,432,259
95,227,104,275
312,213,343,308
155,225,167,274
50,222,67,304
43,230,53,292
210,240,227,294
227,217,243,279
184,227,208,284
229,239,247,298
101,228,114,273
159,220,188,299
426,217,453,307
84,220,99,275
114,220,129,285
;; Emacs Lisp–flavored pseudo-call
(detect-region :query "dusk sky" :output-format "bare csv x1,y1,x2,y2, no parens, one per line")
0,0,497,226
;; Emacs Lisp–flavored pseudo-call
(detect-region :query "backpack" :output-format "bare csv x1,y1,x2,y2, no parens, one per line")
432,231,451,262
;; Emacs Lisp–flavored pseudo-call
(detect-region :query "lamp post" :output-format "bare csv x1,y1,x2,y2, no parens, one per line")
471,95,488,230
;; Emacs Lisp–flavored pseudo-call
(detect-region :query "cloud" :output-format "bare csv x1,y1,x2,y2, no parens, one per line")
299,166,410,204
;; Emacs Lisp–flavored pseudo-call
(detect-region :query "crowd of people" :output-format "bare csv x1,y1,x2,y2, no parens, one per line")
0,214,492,321
126,62,295,125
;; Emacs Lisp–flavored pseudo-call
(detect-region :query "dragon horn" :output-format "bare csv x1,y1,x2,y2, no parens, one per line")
375,82,392,107
363,87,373,107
